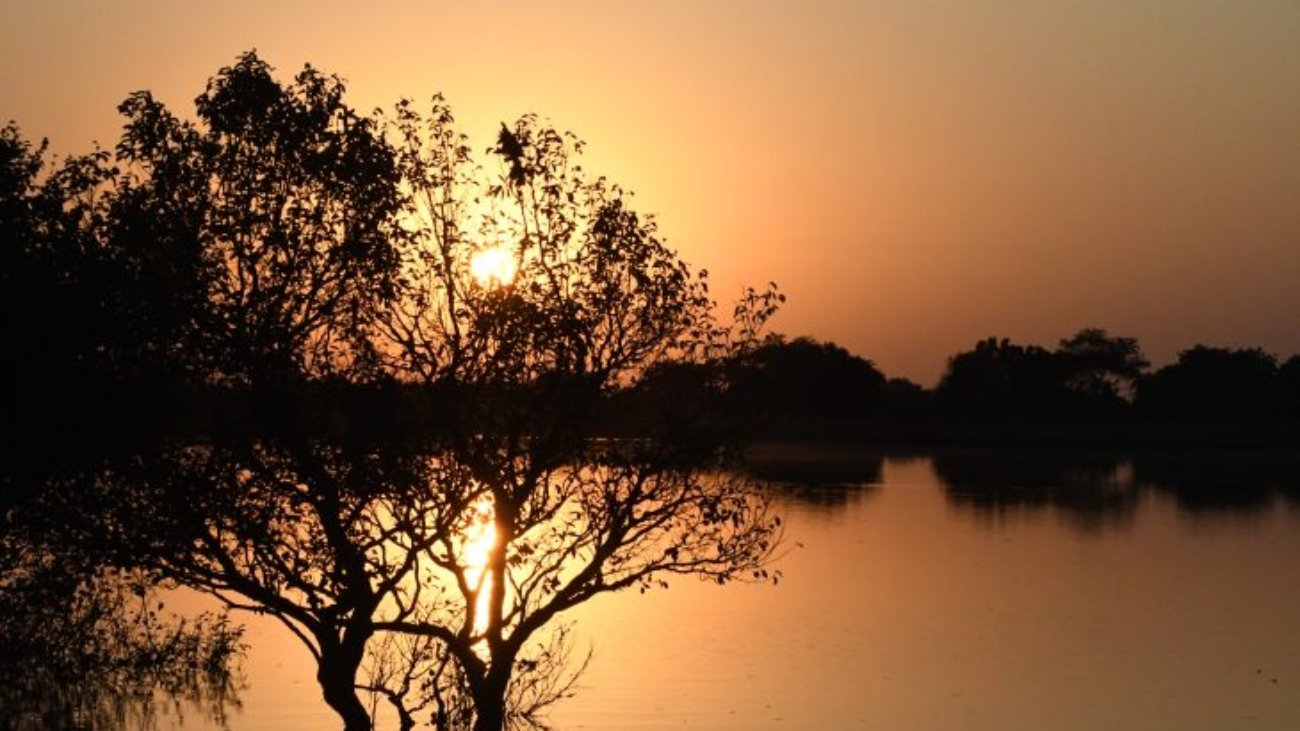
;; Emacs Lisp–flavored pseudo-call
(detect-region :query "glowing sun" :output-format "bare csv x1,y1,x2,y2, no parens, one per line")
470,245,517,287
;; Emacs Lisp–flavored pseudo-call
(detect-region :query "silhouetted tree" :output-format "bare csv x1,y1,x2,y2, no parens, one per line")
727,335,885,430
111,53,402,387
1055,328,1148,411
370,99,781,731
879,377,935,419
32,54,781,731
34,53,419,731
612,359,744,459
1279,355,1300,419
936,330,1152,420
936,337,1066,417
1136,345,1280,420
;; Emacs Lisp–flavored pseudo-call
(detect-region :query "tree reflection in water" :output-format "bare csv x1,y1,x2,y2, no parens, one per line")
0,562,244,731
929,449,1300,531
744,444,883,510
1130,453,1300,514
749,448,1300,532
931,450,1142,532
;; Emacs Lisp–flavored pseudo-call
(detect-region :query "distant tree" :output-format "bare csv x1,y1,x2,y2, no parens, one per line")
1280,355,1300,419
1136,345,1280,419
937,331,1149,419
1055,328,1148,405
728,335,886,428
613,359,744,458
936,337,1065,417
879,377,935,419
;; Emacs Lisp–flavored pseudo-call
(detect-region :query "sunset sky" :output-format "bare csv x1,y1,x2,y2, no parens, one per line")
3,1,1297,383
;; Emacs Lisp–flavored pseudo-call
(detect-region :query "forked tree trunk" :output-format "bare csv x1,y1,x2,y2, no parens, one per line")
470,676,508,731
319,642,373,731
320,668,372,730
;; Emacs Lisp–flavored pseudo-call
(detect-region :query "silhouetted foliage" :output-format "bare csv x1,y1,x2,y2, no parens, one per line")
936,329,1152,420
880,377,935,419
937,337,1066,417
1,124,125,497
112,52,403,387
612,360,745,460
1055,328,1148,413
1281,355,1300,419
13,52,782,731
1137,346,1281,420
368,94,782,731
10,53,422,731
1,123,248,728
728,335,885,431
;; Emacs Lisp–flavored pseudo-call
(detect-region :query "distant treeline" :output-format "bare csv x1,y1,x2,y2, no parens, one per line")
640,331,1300,446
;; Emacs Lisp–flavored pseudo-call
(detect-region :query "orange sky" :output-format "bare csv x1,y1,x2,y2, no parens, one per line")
3,1,1297,383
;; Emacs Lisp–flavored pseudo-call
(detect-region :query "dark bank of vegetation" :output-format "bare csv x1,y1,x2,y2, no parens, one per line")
2,52,781,731
701,331,1300,449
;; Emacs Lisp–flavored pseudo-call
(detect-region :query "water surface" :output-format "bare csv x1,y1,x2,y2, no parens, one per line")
174,449,1300,730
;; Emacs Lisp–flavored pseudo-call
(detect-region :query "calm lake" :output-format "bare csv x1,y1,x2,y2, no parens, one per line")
164,447,1300,731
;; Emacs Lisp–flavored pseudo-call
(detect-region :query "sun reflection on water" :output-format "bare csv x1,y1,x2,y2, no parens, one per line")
462,497,498,640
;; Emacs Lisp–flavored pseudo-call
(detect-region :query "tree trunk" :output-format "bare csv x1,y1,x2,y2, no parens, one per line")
319,652,372,731
470,679,508,731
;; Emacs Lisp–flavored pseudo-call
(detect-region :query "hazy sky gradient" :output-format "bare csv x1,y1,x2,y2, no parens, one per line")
3,0,1297,382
